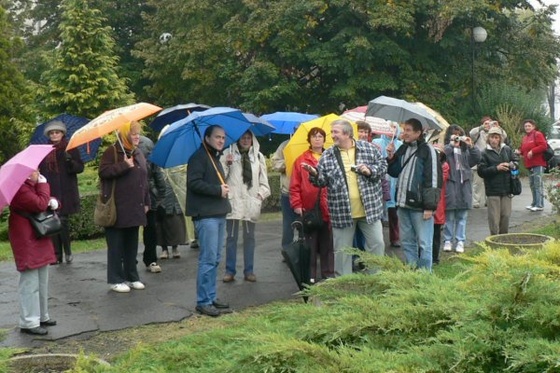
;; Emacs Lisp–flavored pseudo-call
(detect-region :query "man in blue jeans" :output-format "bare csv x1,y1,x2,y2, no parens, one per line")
187,125,232,317
386,118,442,271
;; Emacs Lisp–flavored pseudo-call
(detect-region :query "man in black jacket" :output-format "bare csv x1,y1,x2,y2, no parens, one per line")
187,125,232,317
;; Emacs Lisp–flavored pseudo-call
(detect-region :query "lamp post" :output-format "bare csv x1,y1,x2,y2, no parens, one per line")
471,26,487,115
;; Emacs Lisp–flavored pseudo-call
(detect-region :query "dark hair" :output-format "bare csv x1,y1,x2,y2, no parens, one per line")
204,125,224,139
356,120,371,133
444,124,467,147
523,119,537,128
403,118,422,133
307,127,326,144
480,116,492,125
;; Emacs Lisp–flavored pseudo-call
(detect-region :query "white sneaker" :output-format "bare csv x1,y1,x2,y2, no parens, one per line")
525,205,534,210
110,283,131,293
127,281,145,290
147,262,161,273
443,241,452,252
455,241,465,253
530,206,544,212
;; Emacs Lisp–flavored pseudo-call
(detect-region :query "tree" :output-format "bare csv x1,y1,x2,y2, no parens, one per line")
0,6,34,163
36,0,133,120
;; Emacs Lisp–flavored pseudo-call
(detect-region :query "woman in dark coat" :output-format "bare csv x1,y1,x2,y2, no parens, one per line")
98,121,150,293
39,120,84,264
9,170,58,335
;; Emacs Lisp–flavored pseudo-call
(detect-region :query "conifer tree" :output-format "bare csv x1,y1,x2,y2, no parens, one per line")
39,0,133,119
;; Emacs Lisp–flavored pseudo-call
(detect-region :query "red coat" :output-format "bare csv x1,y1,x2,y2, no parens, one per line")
434,162,449,225
8,180,56,272
519,130,547,169
289,150,330,222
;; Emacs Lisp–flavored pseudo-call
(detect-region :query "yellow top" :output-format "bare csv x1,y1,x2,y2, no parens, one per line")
339,145,365,218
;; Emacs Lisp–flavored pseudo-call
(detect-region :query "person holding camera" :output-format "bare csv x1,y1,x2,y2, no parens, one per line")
477,127,519,235
303,119,386,276
442,125,481,253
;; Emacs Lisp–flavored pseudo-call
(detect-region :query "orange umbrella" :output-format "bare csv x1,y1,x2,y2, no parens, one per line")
66,102,162,150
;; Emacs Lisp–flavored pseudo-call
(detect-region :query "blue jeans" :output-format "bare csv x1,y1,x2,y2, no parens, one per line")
443,209,468,243
529,166,544,208
281,193,298,249
194,217,226,306
225,220,255,276
397,208,433,270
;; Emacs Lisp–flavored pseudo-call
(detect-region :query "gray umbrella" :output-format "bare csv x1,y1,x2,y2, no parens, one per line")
366,96,445,131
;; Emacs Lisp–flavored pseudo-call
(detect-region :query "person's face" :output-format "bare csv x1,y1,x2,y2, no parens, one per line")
488,133,501,148
48,130,64,144
238,132,252,150
482,120,492,131
524,122,536,133
357,129,370,141
309,132,325,149
331,124,350,147
206,128,226,150
401,124,421,143
129,128,141,147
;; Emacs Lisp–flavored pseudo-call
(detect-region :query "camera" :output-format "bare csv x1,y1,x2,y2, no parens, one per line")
452,135,467,143
350,165,360,174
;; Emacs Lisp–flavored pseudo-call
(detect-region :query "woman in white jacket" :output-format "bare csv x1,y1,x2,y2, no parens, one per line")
221,130,271,282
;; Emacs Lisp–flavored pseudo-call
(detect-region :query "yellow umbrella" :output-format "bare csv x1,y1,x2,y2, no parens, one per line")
283,114,357,177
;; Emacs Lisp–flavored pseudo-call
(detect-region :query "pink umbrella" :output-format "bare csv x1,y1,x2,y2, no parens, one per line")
0,144,55,210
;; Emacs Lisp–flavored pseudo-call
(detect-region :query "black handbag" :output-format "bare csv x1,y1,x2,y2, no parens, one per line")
510,176,522,196
16,209,63,238
301,189,324,233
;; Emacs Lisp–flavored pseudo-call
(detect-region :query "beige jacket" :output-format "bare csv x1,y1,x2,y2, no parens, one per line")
221,134,271,222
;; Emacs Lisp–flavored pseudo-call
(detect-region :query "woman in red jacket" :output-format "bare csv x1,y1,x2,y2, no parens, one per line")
290,127,334,281
9,170,58,335
518,119,547,211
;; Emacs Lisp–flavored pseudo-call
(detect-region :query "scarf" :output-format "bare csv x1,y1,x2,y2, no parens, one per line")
118,122,135,153
239,148,253,188
45,138,69,173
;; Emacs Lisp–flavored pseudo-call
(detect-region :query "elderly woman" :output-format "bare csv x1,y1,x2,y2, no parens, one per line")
478,127,519,235
39,120,84,264
442,124,480,253
98,121,150,293
9,170,59,335
221,130,270,283
290,127,334,281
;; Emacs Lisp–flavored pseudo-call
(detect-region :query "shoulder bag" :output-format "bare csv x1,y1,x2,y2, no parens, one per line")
94,146,118,227
301,188,324,233
15,209,62,238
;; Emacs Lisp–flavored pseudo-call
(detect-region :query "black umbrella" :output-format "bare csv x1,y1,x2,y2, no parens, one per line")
149,103,211,132
281,221,311,302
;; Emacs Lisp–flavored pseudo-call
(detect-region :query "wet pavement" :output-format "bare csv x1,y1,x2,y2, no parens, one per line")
0,177,554,348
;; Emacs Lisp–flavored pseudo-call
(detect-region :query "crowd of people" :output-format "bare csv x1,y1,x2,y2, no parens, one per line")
7,115,550,330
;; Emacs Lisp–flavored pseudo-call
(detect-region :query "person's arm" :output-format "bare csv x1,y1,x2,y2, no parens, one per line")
257,153,271,200
98,145,131,180
271,141,287,173
187,152,223,197
65,148,84,174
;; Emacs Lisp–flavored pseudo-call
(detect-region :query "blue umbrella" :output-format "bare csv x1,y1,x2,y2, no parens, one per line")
242,113,276,136
30,114,100,163
260,112,319,134
149,103,211,132
150,107,253,168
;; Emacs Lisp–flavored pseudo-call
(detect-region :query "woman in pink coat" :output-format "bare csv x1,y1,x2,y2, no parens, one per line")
9,170,58,335
290,127,334,281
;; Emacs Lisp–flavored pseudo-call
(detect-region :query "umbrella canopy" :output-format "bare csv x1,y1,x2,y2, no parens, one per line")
260,112,319,134
149,103,211,132
242,113,276,137
30,114,101,163
281,221,311,298
149,107,253,168
66,102,162,151
366,96,445,131
283,114,356,177
0,144,54,211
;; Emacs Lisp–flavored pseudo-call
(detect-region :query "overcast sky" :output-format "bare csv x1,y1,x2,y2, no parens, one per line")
531,0,560,34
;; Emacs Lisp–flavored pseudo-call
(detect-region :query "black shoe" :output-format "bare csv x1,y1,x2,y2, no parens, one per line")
212,299,230,309
65,255,73,263
190,240,199,249
40,319,57,327
390,242,401,248
196,305,220,317
20,326,48,335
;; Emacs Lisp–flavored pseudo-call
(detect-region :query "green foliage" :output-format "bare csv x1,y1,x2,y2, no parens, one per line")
544,168,560,214
37,0,133,120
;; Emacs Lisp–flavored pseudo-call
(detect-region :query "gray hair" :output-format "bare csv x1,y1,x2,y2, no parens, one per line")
331,119,354,138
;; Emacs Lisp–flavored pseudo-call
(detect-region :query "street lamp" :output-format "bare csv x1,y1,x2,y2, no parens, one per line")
471,26,487,115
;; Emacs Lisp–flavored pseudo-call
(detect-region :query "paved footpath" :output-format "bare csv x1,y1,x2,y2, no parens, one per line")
0,178,553,348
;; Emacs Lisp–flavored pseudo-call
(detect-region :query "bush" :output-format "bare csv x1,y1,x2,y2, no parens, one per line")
68,193,105,240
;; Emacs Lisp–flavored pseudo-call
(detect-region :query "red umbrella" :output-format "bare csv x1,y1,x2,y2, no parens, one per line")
0,145,54,211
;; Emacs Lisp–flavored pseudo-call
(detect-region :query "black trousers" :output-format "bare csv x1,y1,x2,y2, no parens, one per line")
51,215,71,261
105,226,140,284
143,210,158,267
